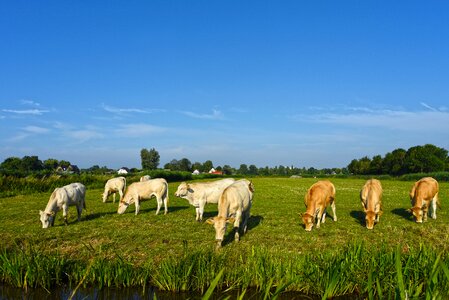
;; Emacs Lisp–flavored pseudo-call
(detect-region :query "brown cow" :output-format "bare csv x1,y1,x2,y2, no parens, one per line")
360,179,383,229
300,180,336,231
410,177,439,223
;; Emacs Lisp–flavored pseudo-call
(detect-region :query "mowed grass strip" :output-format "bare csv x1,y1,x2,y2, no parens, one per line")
1,177,449,295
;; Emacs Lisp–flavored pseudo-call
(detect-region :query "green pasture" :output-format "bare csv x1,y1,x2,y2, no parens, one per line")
1,177,449,297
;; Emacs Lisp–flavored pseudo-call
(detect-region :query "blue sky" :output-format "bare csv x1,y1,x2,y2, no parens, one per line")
1,1,449,169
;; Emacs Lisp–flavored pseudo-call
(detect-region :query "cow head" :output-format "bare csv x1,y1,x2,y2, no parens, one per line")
410,206,423,223
101,191,109,203
39,210,55,228
117,196,131,214
206,216,234,248
300,212,314,231
175,182,192,197
365,211,377,230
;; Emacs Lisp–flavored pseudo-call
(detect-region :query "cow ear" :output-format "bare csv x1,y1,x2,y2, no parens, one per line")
39,210,44,216
227,217,235,224
206,218,215,225
298,212,304,217
49,211,56,216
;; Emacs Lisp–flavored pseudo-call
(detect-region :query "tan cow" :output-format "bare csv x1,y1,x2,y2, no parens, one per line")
102,176,126,203
117,178,169,215
175,178,235,221
206,179,254,249
300,180,336,231
360,179,383,229
39,182,86,228
410,177,439,223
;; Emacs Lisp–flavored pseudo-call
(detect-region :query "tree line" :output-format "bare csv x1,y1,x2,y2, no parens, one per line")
1,144,448,177
347,144,449,175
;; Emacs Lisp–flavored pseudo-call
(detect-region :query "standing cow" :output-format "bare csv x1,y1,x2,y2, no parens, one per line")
360,179,383,229
410,177,439,223
102,176,126,203
206,179,254,249
175,178,235,221
300,180,336,231
39,182,86,228
117,178,169,215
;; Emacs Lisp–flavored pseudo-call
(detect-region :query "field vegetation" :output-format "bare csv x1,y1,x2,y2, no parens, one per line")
1,177,449,298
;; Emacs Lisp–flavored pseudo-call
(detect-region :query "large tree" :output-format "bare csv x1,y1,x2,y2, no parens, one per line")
141,148,160,170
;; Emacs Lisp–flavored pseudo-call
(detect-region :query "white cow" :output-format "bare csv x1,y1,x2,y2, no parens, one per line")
206,179,254,249
175,178,235,221
117,178,169,215
39,182,86,228
140,175,151,182
102,176,126,203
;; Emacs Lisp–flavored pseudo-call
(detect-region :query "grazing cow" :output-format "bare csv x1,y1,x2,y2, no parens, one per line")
300,180,336,231
175,178,235,221
102,176,126,203
206,179,254,249
140,175,151,182
39,182,86,228
360,179,383,229
410,177,439,223
117,178,169,215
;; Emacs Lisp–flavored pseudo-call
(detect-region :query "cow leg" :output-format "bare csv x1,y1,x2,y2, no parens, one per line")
195,207,201,221
76,203,82,222
234,212,242,242
63,204,69,225
242,212,250,234
321,209,327,223
316,209,323,228
119,190,124,202
422,206,428,222
163,194,168,215
431,194,438,219
113,193,116,203
198,203,205,222
331,201,337,221
135,197,140,215
155,196,162,215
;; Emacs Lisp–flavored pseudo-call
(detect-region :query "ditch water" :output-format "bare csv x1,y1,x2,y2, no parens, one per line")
0,284,329,300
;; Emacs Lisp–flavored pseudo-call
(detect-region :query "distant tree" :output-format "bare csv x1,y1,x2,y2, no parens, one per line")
192,162,203,172
179,158,192,172
369,155,383,175
141,148,160,170
43,158,59,171
405,144,447,173
382,148,406,175
0,157,22,171
21,156,43,172
59,160,71,169
164,159,180,170
238,164,249,175
248,164,258,175
202,160,213,172
222,165,233,175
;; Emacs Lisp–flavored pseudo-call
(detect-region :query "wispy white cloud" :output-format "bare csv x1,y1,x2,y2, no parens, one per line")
66,129,104,142
180,109,224,120
2,109,50,115
420,102,438,112
23,125,49,134
20,99,41,107
291,105,449,132
115,123,167,137
101,103,165,114
6,133,29,143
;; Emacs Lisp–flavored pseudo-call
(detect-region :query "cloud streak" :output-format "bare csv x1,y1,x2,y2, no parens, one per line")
115,123,167,137
102,103,165,115
2,109,50,115
180,109,224,120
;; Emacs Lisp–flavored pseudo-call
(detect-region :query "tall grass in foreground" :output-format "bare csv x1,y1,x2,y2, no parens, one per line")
2,243,449,298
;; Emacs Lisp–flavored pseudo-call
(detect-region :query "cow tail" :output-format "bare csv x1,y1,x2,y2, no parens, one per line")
164,180,169,205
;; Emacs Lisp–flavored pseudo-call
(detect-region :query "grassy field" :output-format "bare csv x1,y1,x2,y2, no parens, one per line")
1,177,449,297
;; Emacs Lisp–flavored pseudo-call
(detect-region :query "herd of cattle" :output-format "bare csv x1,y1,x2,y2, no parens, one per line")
39,176,440,247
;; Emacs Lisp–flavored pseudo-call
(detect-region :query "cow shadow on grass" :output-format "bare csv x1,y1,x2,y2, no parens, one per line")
391,208,413,222
221,215,264,248
135,205,190,215
350,210,365,227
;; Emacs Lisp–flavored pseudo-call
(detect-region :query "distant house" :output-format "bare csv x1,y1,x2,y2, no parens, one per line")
192,169,200,175
117,167,130,175
208,168,223,175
